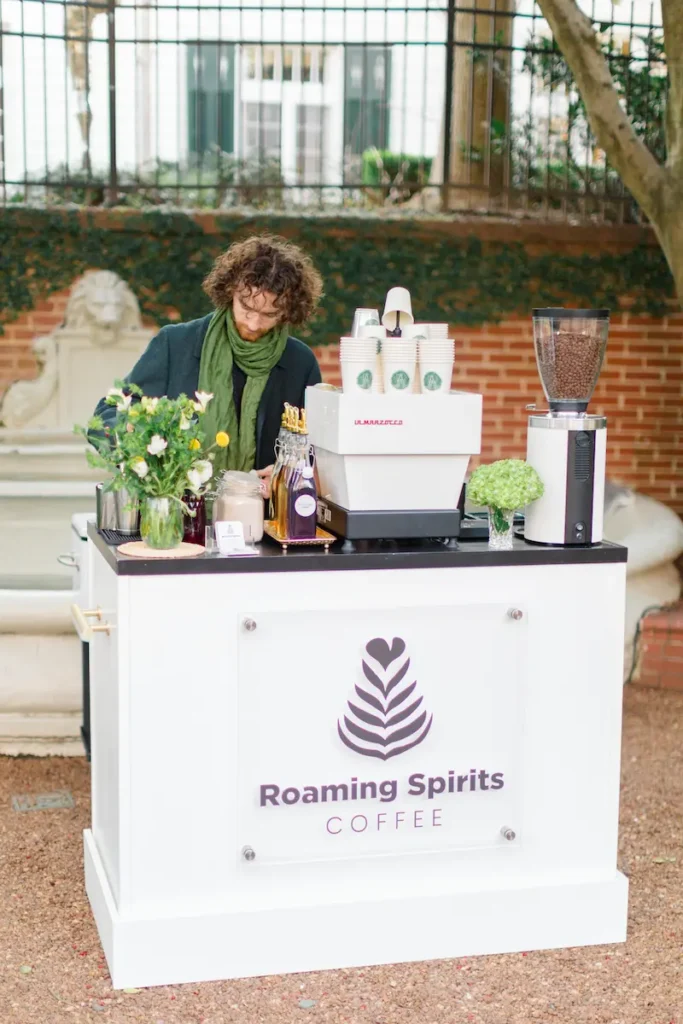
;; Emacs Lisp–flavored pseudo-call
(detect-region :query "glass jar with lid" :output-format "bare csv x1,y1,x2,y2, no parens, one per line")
213,470,264,544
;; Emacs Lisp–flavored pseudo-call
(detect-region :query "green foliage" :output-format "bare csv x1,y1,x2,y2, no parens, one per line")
10,155,286,210
519,30,666,217
467,459,544,513
0,208,674,344
361,149,433,203
75,382,227,501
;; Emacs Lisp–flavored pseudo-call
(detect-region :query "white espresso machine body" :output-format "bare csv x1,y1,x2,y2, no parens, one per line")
305,388,483,513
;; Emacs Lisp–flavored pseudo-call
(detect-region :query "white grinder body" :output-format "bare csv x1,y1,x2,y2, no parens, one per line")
524,415,606,545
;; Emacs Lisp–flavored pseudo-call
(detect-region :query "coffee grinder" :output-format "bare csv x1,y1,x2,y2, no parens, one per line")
524,308,609,546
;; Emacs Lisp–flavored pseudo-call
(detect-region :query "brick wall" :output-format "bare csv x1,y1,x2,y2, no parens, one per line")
2,267,680,689
0,290,71,391
1,286,681,515
635,604,683,690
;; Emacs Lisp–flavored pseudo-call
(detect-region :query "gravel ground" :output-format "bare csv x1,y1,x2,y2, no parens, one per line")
1,684,681,1024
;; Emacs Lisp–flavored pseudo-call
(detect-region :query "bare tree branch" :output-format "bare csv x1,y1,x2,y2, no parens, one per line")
662,0,683,171
536,0,666,222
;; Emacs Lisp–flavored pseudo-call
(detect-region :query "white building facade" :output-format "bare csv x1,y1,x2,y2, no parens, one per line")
0,0,663,198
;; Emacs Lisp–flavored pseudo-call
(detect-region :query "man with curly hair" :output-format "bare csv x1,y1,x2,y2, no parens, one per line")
93,235,323,494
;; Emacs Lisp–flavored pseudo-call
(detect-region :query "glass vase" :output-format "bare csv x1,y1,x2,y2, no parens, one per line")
488,506,515,550
183,492,206,545
141,496,183,550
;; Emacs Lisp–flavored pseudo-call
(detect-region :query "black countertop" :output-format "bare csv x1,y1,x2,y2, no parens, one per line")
88,523,627,576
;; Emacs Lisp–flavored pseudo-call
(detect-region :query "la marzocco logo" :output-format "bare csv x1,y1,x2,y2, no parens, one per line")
338,637,433,761
353,419,404,426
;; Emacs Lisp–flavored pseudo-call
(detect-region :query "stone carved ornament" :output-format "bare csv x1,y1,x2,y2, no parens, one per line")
0,271,146,430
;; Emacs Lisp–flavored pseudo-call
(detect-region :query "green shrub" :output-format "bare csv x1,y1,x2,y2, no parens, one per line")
361,148,433,202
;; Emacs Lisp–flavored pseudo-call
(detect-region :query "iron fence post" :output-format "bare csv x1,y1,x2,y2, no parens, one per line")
442,0,456,212
107,0,118,204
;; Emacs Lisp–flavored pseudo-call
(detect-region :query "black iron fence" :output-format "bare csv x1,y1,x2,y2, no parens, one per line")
0,0,665,220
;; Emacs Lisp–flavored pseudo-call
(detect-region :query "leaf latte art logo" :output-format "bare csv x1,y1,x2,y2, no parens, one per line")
338,637,433,761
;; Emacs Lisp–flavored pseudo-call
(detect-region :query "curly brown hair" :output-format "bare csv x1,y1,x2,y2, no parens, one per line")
202,234,323,327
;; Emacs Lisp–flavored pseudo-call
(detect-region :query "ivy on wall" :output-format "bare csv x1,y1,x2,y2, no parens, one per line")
0,208,675,344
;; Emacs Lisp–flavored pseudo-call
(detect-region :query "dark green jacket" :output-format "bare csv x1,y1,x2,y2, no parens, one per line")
93,313,322,469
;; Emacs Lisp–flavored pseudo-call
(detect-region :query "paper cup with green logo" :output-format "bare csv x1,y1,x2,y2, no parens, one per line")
342,359,376,394
419,361,453,394
382,355,416,394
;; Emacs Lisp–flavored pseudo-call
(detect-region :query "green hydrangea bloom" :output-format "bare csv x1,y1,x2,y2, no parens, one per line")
467,459,544,512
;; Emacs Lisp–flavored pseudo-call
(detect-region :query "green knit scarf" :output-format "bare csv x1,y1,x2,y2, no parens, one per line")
198,308,289,473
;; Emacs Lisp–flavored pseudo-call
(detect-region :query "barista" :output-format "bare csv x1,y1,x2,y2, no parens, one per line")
93,235,323,494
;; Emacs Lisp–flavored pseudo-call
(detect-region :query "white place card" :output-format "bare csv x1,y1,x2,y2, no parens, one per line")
214,520,258,556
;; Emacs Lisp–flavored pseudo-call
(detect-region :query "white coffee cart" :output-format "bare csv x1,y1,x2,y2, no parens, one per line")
80,527,628,989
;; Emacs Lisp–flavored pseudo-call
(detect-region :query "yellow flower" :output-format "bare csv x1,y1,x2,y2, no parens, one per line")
189,438,201,451
215,431,230,448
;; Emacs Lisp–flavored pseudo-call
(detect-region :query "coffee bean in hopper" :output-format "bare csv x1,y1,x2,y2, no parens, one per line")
537,331,603,399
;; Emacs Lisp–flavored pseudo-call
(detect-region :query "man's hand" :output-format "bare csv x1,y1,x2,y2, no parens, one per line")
256,464,274,498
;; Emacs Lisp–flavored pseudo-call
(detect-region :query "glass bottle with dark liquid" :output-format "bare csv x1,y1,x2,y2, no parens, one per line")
287,464,317,539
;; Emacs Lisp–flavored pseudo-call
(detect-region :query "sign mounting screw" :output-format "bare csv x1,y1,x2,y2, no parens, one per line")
241,846,256,862
243,618,257,632
507,608,523,621
500,826,516,841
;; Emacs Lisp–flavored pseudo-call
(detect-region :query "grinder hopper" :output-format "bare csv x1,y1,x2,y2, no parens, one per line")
532,308,609,414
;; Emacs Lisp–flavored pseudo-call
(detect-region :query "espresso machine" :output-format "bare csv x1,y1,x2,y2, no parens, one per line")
524,308,609,546
305,388,482,546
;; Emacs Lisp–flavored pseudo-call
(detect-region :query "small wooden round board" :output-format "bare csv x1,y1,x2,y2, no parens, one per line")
117,541,205,559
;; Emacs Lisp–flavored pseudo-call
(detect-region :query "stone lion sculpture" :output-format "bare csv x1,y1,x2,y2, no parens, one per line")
65,270,143,346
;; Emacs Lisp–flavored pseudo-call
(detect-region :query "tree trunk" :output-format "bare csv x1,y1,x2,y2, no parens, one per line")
649,186,683,307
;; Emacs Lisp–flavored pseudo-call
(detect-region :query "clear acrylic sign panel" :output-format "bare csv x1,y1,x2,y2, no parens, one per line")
237,604,525,865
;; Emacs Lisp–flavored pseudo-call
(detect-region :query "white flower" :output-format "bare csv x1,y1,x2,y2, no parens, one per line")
193,459,213,484
141,396,160,414
193,391,214,413
126,421,134,433
147,435,168,456
179,414,192,431
107,388,132,411
131,458,149,479
187,469,202,492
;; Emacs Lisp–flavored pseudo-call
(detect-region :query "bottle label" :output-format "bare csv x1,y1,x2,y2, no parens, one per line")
294,494,317,517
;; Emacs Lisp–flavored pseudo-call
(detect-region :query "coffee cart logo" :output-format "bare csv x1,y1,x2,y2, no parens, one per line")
338,637,433,760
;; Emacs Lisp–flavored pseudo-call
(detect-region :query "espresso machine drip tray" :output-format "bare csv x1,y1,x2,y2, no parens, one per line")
317,498,461,547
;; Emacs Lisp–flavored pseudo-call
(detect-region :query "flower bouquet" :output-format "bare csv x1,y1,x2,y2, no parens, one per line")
466,459,544,550
76,382,229,550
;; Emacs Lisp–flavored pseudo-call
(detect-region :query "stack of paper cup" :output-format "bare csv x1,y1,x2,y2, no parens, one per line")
382,335,417,394
428,323,449,340
339,336,378,394
402,323,430,343
351,308,381,338
359,324,386,393
418,334,454,394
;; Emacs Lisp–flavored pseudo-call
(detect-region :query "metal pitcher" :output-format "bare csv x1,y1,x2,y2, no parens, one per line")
96,483,140,534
